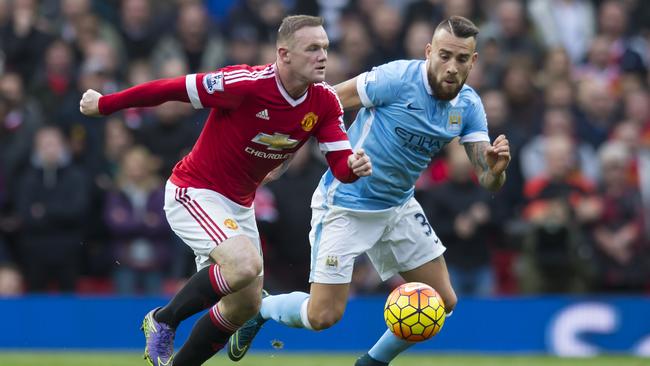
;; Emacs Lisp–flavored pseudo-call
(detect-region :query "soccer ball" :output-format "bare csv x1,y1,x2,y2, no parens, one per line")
383,282,446,342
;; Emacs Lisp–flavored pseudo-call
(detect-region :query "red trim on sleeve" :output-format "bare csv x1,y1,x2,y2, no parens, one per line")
326,149,358,183
98,76,189,115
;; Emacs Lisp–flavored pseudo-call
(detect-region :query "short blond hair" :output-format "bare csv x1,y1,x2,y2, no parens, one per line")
277,15,323,47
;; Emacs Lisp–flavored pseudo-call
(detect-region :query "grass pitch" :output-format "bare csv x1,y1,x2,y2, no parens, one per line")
0,352,647,366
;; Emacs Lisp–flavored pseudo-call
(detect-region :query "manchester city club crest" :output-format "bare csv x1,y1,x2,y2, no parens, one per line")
448,108,462,132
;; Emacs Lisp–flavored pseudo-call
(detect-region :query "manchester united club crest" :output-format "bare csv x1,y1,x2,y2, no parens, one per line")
224,218,239,230
300,112,318,131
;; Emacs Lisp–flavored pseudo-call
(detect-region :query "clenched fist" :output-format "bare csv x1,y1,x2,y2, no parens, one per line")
348,148,372,177
79,89,103,116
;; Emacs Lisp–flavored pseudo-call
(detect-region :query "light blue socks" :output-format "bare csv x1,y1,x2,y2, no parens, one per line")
260,291,313,329
367,329,414,363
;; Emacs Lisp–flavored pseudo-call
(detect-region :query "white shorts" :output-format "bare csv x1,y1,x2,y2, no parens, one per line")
309,189,446,284
164,180,262,271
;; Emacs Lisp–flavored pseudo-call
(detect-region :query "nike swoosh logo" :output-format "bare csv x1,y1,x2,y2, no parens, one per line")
157,356,173,366
406,103,423,110
402,284,422,293
230,333,249,357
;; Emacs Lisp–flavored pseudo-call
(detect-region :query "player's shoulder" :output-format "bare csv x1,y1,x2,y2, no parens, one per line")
312,81,342,107
373,59,422,79
218,63,273,74
213,63,275,88
312,81,337,98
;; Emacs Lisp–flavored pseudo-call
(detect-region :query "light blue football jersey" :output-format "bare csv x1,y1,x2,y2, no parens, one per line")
318,59,490,210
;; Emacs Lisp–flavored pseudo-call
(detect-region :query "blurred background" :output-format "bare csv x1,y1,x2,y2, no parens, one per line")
0,0,649,358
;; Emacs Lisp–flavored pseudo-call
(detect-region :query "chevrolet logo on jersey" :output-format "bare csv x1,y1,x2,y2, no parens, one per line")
252,132,299,151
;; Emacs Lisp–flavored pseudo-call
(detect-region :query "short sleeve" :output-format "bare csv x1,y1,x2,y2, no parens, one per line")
314,83,352,153
355,62,401,108
458,98,490,144
185,68,260,109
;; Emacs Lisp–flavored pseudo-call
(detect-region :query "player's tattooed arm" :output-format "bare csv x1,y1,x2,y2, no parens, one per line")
463,134,510,192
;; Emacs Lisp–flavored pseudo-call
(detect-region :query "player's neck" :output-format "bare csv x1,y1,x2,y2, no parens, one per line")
276,62,309,99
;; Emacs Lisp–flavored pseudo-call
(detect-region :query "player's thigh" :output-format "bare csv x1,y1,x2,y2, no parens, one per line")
164,181,262,271
307,282,350,328
368,198,446,282
400,255,457,312
308,204,386,285
218,276,264,325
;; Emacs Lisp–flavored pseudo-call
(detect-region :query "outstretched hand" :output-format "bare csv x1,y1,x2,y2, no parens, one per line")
485,134,510,175
79,89,103,116
348,148,372,177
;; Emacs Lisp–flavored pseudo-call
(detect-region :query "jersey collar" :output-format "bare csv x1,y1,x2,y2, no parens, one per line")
421,61,460,106
273,63,308,107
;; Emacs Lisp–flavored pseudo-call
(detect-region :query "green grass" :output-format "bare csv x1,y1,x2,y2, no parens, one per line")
0,353,647,366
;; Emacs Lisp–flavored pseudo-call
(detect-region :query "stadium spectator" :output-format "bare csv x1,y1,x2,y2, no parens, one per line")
520,107,599,182
0,0,51,85
151,1,225,74
501,58,543,135
28,39,78,118
479,0,543,65
104,146,171,295
527,0,595,63
590,141,648,292
536,47,573,90
404,21,435,60
520,135,597,293
0,73,44,197
79,14,371,366
15,125,90,292
118,0,163,61
367,4,404,62
596,0,647,77
574,78,617,147
223,23,261,66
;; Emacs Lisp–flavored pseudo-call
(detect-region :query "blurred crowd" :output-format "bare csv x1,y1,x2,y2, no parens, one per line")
0,0,649,297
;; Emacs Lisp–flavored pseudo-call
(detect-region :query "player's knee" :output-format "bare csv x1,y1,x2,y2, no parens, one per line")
443,291,457,313
308,308,343,331
223,236,263,284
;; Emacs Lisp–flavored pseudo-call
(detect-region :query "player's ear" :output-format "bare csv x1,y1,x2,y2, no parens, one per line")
278,47,290,63
470,52,478,67
425,43,432,60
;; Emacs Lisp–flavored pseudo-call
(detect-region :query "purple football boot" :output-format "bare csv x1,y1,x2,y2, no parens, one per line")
141,307,175,366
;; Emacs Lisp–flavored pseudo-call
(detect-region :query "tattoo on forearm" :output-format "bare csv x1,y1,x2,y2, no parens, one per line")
464,142,489,173
463,141,505,191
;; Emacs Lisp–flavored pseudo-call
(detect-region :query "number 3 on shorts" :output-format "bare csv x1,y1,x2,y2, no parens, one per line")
413,213,432,237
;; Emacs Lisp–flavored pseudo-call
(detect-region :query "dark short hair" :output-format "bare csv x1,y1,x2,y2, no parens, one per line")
435,16,479,39
277,15,324,46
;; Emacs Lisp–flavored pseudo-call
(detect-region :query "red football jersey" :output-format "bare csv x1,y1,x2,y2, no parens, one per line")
170,63,351,206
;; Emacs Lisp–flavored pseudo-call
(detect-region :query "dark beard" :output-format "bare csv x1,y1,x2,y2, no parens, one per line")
428,71,465,101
